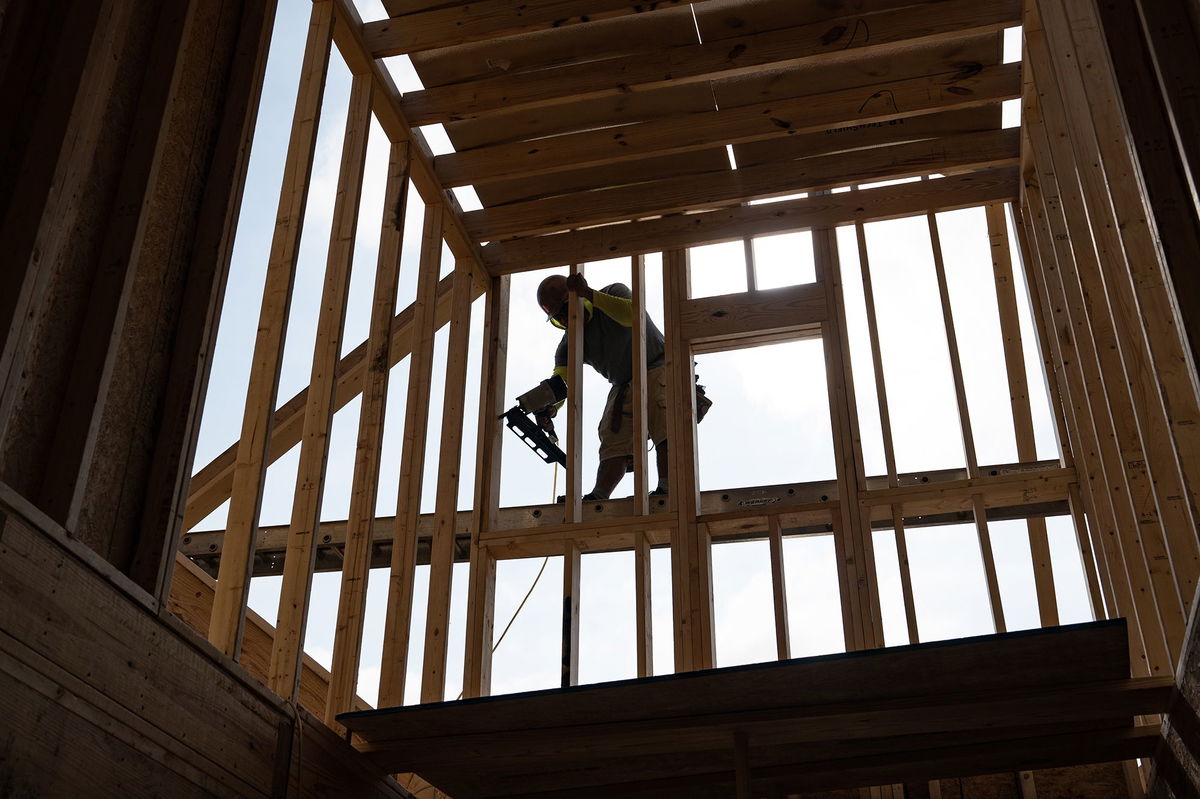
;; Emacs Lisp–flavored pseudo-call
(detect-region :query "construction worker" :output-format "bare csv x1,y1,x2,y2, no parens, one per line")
535,273,711,501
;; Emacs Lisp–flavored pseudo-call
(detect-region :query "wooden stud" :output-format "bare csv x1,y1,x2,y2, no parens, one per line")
817,223,883,651
562,540,581,688
892,506,921,645
855,209,921,645
463,274,510,699
987,202,1058,627
269,72,373,701
927,208,1007,633
767,516,790,661
1021,120,1166,675
663,248,715,671
420,258,476,704
182,271,484,532
207,0,333,660
1025,40,1186,660
377,202,444,708
634,529,653,678
325,139,412,726
1041,0,1200,620
630,255,650,516
329,0,484,269
566,263,585,523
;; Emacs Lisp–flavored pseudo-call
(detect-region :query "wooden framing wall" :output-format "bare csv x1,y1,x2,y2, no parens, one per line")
5,0,1200,796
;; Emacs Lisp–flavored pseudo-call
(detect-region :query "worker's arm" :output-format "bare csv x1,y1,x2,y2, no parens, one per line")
565,274,634,327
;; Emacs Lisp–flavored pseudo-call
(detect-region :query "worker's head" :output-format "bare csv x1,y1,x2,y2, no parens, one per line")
537,274,569,329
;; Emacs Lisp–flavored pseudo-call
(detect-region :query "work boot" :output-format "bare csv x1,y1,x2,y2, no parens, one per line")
556,492,599,504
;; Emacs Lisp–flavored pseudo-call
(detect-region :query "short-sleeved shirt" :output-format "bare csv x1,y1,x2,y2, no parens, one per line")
554,283,665,385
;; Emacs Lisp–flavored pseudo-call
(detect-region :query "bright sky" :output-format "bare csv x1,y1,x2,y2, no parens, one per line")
190,1,1091,707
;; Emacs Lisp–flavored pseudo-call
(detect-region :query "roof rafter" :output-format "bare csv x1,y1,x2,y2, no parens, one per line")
435,62,1020,187
401,0,1019,125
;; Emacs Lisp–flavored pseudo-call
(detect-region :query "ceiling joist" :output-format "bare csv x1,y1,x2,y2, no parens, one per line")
434,62,1020,187
467,128,1019,241
481,165,1019,272
365,0,690,56
401,0,1019,125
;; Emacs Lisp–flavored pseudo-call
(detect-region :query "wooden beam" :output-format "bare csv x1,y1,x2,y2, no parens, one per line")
819,224,882,650
678,283,826,350
182,272,481,532
326,139,411,727
483,167,1020,274
377,202,444,708
634,529,653,678
664,248,714,671
1022,115,1169,674
1026,27,1187,660
207,0,333,660
463,275,509,698
562,540,581,688
420,258,476,704
630,255,650,517
767,516,790,660
329,0,484,271
1043,0,1200,616
986,202,1058,627
269,72,373,701
566,263,585,522
399,0,1020,124
443,37,1001,156
363,0,689,55
465,128,1020,241
434,63,1021,188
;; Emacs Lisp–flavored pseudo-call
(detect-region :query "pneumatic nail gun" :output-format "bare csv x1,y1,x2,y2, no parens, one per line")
500,375,568,467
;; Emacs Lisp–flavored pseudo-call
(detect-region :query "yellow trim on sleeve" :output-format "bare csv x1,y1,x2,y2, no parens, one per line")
591,291,633,327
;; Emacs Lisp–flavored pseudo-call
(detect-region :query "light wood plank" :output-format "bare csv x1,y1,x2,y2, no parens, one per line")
435,63,1021,188
767,516,790,660
562,539,581,688
631,255,650,515
817,221,882,650
634,529,653,678
664,248,714,671
363,0,689,55
566,263,585,521
468,129,1019,241
463,274,510,698
484,167,1019,274
1022,110,1169,675
183,272,482,532
208,0,333,659
986,202,1058,627
401,0,1019,124
329,0,484,270
1026,34,1186,660
1044,0,1200,618
420,259,476,704
678,283,826,350
269,72,373,700
326,139,412,727
377,202,444,707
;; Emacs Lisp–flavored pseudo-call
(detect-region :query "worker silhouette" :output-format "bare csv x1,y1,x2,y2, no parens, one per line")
533,273,711,501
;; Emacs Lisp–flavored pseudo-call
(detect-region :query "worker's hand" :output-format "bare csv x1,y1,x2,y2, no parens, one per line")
535,410,557,441
565,272,593,301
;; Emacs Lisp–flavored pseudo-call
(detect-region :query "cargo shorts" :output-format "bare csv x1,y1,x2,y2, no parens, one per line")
597,364,669,461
